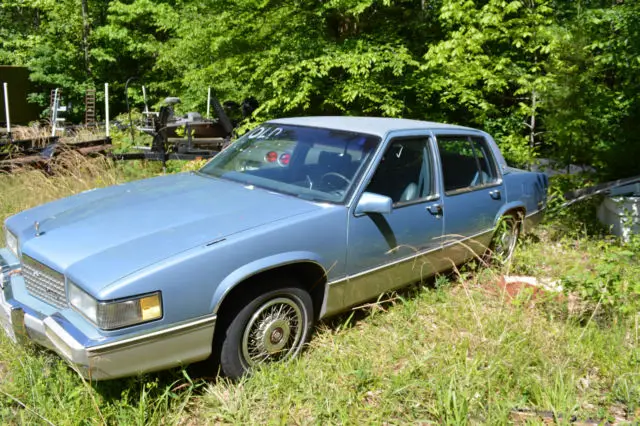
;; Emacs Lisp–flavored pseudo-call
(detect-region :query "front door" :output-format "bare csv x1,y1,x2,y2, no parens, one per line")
344,135,445,308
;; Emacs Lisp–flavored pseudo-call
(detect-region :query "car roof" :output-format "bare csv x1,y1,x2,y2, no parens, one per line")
268,116,479,138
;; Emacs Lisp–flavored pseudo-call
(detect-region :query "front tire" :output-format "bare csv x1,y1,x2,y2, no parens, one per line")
219,286,314,379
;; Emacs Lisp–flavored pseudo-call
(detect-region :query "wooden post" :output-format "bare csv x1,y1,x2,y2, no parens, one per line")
529,89,537,171
142,85,149,114
105,83,110,137
51,88,58,137
2,82,10,137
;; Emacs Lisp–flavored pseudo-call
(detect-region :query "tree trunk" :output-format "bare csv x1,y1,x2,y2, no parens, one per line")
528,89,537,171
81,0,91,76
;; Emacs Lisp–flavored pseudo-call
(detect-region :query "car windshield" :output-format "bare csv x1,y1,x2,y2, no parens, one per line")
199,123,381,203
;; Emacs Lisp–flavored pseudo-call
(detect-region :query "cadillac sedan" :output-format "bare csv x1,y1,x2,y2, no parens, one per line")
0,117,548,379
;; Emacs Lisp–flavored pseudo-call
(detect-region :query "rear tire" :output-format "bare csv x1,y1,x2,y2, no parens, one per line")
219,285,314,379
488,213,521,265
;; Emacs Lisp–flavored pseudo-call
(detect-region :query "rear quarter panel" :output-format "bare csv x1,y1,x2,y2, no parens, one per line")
503,166,549,230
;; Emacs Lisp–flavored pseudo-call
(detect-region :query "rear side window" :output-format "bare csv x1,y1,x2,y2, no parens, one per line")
437,135,498,193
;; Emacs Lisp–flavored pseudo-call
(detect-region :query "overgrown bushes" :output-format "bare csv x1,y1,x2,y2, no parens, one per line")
3,1,640,178
512,174,640,322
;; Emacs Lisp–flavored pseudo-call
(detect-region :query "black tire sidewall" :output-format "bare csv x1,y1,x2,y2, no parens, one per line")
489,214,521,264
220,286,314,379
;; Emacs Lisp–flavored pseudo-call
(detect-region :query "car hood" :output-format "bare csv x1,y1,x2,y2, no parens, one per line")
8,172,321,292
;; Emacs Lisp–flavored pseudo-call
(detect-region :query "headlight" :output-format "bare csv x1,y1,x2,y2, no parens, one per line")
4,227,18,256
68,282,162,330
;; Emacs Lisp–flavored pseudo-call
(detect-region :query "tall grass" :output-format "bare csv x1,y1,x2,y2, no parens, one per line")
0,153,165,235
7,125,107,147
60,126,107,144
200,275,639,424
9,125,52,148
0,157,201,424
0,157,637,424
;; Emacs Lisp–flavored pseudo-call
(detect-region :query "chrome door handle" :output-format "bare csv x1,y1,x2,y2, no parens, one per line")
489,189,501,200
426,203,443,217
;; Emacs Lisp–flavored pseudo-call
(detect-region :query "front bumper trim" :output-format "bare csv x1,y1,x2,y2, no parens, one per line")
0,248,216,380
4,296,216,380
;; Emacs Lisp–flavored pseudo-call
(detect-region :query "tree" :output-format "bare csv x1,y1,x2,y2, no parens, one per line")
420,0,558,167
0,0,639,178
160,1,435,119
544,1,640,177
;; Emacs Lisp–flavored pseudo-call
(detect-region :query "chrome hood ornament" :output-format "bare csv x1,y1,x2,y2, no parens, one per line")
34,221,41,237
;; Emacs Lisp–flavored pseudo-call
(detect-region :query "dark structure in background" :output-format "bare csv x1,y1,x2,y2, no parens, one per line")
0,76,259,171
0,66,41,125
116,90,259,168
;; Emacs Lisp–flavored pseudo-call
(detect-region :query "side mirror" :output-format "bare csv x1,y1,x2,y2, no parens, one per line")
355,192,393,215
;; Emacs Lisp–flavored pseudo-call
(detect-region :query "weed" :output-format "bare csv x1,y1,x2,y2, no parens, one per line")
0,162,638,424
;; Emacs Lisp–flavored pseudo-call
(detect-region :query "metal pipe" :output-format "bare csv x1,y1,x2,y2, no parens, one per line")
2,82,10,137
105,83,110,138
207,87,211,119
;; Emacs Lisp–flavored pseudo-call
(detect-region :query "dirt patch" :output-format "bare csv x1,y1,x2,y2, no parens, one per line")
490,275,563,301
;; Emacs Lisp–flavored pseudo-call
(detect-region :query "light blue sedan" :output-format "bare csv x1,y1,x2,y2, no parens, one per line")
0,117,548,379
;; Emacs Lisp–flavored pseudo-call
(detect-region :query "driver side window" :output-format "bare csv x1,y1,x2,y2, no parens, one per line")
366,137,434,205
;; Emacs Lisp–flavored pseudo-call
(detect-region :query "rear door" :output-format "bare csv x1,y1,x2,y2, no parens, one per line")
434,132,505,264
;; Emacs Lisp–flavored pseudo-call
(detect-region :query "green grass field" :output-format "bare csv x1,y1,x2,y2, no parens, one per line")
0,158,638,424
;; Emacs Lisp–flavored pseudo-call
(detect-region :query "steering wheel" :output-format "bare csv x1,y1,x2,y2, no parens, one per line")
320,172,350,190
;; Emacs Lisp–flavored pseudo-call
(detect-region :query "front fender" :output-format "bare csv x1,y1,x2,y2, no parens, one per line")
210,251,326,314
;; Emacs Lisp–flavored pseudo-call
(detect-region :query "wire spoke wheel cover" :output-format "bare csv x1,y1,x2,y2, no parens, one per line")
492,215,519,263
241,297,304,366
219,283,314,378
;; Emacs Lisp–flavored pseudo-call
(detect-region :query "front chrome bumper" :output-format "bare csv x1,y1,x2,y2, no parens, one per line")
0,248,216,380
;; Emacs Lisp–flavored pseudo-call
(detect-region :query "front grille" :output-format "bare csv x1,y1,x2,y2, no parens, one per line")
22,255,67,309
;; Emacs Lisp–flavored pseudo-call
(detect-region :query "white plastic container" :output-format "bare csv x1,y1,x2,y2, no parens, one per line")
597,193,640,241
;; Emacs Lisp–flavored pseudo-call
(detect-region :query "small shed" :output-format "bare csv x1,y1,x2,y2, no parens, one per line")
0,66,41,125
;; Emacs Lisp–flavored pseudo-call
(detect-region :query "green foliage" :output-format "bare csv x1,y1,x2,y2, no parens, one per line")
542,2,640,177
2,0,640,178
161,0,425,118
562,235,640,318
6,1,640,176
545,173,604,236
515,194,640,321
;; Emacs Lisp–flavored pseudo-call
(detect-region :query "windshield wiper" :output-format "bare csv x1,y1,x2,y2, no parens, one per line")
296,193,327,202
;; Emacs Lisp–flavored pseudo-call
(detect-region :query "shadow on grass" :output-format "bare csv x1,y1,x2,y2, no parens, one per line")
78,273,451,402
317,272,449,335
76,250,498,400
